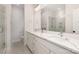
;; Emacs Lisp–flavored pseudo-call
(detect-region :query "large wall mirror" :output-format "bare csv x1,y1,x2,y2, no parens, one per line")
34,4,79,34
41,4,65,32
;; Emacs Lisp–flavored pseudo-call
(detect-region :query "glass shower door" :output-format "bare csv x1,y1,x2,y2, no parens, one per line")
0,5,5,53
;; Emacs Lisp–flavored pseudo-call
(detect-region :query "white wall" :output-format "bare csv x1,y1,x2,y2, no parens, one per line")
0,5,5,49
11,5,24,43
34,10,41,31
24,4,34,31
73,9,79,33
65,4,79,33
5,5,12,52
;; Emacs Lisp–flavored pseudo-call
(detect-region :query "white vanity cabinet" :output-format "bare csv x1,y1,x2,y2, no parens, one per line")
36,38,73,54
33,38,50,54
26,32,50,54
26,32,75,54
26,32,35,53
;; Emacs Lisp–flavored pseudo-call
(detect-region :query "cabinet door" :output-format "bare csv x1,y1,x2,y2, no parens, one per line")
27,33,34,51
33,37,50,54
36,37,73,54
29,34,36,53
26,33,30,45
49,44,73,54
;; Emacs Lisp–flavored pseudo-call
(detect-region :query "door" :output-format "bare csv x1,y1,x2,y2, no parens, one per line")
11,5,24,43
0,5,5,53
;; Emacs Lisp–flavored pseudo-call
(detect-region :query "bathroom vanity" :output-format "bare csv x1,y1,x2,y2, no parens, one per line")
25,31,79,54
24,4,79,54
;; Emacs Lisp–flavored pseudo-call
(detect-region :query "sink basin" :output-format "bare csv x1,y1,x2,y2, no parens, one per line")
42,33,61,38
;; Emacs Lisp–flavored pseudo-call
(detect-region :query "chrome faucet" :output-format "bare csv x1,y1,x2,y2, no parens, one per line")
41,27,46,32
60,31,63,37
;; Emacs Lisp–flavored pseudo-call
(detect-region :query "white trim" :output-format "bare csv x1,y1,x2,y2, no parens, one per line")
5,4,12,53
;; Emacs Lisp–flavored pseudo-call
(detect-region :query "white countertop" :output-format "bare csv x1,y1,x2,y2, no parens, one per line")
26,30,79,53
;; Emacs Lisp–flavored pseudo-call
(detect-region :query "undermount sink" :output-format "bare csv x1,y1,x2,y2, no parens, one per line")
42,33,68,42
42,33,60,37
41,31,79,47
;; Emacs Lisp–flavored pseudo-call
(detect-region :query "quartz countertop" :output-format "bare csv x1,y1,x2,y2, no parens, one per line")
26,30,79,53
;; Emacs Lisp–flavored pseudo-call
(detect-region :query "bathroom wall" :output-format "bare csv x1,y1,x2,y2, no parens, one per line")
34,10,41,31
65,4,79,33
5,4,12,52
0,5,5,49
24,4,34,31
11,5,24,43
73,8,79,33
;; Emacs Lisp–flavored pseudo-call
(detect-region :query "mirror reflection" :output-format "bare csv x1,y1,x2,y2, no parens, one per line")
41,4,65,32
34,4,79,34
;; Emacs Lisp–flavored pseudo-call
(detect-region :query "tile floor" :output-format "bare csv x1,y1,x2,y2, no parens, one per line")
0,48,4,53
9,40,31,54
0,44,5,54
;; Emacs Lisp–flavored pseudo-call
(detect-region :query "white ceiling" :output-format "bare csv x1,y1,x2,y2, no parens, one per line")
12,4,24,9
45,4,65,11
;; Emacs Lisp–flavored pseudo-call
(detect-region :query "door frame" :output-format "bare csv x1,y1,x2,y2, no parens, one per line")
4,4,12,53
